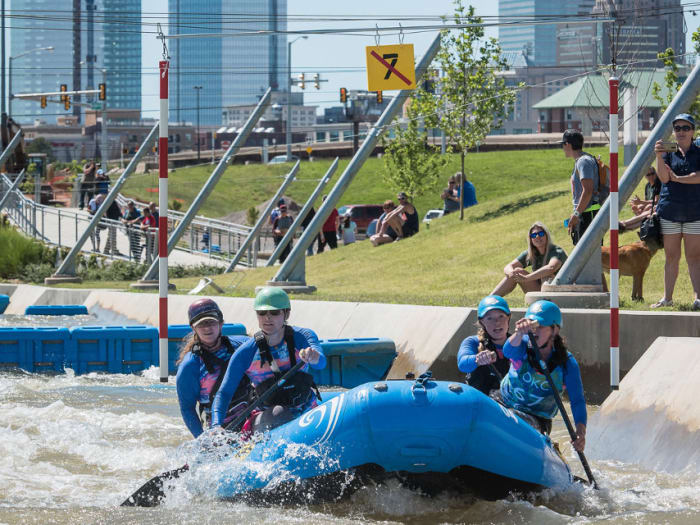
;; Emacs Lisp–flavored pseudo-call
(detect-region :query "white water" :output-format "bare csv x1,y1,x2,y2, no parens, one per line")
1,369,699,524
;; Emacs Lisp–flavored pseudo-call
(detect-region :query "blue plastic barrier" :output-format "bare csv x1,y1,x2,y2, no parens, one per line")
167,323,247,374
67,325,158,374
25,305,89,316
313,337,397,388
0,294,9,314
0,326,71,372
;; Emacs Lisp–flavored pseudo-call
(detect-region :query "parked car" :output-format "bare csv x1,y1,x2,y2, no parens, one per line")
422,209,444,226
267,155,299,164
337,204,384,234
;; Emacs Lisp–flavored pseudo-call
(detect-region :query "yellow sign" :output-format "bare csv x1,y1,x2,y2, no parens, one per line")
306,146,312,155
365,44,416,91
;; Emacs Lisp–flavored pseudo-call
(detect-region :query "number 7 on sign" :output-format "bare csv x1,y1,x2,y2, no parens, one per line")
365,43,416,92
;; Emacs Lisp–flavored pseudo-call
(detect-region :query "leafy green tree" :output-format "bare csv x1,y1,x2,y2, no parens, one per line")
419,0,516,218
652,30,700,116
26,137,55,162
246,206,260,226
382,97,448,200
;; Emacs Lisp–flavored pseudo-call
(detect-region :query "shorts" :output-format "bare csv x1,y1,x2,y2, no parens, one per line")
659,217,700,235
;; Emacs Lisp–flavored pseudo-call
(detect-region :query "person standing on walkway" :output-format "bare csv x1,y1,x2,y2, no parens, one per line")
317,195,339,253
121,200,142,261
272,204,294,263
79,161,96,210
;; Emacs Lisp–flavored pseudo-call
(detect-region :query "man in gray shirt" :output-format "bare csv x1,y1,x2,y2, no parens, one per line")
559,129,605,245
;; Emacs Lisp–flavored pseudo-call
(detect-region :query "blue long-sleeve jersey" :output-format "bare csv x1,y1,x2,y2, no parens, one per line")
211,326,326,427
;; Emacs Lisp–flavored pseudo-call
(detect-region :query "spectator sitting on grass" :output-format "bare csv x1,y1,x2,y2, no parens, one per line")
340,213,357,245
491,222,567,298
456,172,478,209
441,175,460,215
381,191,419,241
618,166,661,232
370,200,399,246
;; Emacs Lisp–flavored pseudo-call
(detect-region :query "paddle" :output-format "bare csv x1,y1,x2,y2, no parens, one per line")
527,331,598,489
121,359,307,507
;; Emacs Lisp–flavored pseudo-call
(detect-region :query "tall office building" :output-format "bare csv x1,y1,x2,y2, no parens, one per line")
499,0,583,66
168,0,287,126
10,1,142,125
592,0,685,68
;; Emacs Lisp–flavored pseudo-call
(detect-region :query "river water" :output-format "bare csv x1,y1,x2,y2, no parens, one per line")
1,368,699,525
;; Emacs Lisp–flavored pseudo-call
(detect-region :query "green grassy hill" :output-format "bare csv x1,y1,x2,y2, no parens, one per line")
146,148,696,311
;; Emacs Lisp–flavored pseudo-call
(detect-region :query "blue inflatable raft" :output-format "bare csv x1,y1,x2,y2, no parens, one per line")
202,375,574,503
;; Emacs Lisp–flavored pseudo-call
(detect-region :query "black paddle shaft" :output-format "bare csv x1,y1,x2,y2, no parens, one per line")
527,332,598,489
121,359,307,507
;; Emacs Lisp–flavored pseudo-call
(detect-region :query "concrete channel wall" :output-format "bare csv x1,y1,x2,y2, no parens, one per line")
2,284,698,400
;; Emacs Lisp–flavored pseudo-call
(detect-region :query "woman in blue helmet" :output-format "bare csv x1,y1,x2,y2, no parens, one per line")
500,300,588,452
457,295,512,397
211,287,326,434
175,298,252,438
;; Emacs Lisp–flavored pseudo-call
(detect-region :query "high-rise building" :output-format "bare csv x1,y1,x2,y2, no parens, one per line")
10,1,142,125
168,0,288,126
592,0,685,68
499,0,582,66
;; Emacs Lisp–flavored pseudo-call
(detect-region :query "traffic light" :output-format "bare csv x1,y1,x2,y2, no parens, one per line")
313,73,320,90
340,87,347,103
298,73,305,89
376,91,383,104
64,97,71,110
40,96,47,109
99,83,106,101
60,84,67,102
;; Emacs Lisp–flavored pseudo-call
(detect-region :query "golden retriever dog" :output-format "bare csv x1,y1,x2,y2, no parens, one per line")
601,241,659,301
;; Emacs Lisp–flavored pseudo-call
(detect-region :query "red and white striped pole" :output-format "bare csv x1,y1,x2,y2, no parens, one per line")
158,59,169,383
608,76,620,390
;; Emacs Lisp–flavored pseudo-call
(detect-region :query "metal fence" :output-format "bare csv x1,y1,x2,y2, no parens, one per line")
0,175,263,268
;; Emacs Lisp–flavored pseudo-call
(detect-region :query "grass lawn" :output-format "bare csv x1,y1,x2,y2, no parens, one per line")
46,147,697,310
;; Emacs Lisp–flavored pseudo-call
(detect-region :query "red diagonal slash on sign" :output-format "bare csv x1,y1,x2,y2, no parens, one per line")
370,50,412,86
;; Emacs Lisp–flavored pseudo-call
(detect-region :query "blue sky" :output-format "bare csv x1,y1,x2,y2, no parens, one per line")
141,1,698,117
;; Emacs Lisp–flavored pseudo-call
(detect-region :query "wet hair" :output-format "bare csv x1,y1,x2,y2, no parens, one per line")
526,221,554,266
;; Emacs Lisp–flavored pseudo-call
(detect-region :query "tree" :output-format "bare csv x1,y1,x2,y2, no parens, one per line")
652,30,700,116
381,96,448,200
26,137,55,162
419,0,516,219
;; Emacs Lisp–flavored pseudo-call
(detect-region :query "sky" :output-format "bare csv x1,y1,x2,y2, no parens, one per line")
140,0,699,118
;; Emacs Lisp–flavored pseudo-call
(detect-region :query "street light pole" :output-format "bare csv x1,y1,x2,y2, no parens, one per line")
8,46,54,119
101,68,108,166
194,85,202,161
287,36,307,162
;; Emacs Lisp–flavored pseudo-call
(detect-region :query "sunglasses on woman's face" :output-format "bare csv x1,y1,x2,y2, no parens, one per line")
674,125,693,132
256,309,283,317
530,230,546,239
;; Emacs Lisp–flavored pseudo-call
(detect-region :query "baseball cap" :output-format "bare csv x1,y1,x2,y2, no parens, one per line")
279,204,287,211
557,129,584,148
277,199,285,206
97,169,105,175
672,113,696,128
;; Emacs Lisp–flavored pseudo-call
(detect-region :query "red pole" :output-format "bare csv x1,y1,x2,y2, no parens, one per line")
158,60,169,383
609,76,619,390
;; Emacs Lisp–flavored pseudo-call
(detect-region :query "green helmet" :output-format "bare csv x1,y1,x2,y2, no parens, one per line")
254,287,291,311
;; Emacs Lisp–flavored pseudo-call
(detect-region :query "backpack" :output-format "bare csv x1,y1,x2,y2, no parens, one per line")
583,153,610,205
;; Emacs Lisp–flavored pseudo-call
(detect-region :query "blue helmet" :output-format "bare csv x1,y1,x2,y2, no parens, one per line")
525,300,562,327
477,295,511,318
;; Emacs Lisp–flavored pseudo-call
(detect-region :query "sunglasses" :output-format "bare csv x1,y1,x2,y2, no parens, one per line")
674,125,693,132
256,309,283,317
530,230,546,239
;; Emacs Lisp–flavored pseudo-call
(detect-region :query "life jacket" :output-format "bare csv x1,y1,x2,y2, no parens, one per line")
252,325,321,408
500,341,570,421
466,336,511,395
193,336,252,432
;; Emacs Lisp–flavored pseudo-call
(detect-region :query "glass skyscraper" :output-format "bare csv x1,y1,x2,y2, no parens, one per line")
498,0,582,66
10,1,142,124
168,0,287,126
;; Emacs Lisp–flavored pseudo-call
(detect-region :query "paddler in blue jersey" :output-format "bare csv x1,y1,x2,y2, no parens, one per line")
499,300,588,452
211,287,326,433
175,298,251,438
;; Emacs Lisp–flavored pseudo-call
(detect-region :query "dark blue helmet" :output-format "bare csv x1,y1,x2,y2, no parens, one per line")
188,298,223,326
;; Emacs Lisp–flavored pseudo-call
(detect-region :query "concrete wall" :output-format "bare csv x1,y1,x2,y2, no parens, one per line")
2,285,699,401
587,337,700,474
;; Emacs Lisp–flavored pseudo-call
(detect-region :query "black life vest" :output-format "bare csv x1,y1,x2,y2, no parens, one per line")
253,325,321,408
466,336,512,395
193,336,251,432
